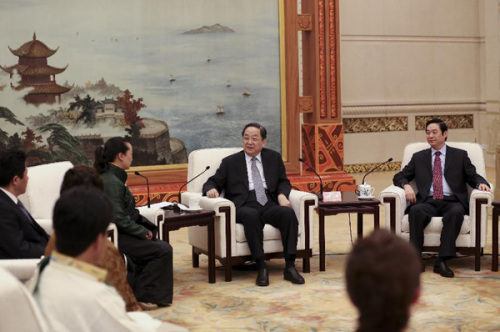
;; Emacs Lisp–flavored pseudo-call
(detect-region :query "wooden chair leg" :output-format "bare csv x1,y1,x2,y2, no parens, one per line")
224,256,232,282
475,248,481,272
192,247,200,268
302,249,311,273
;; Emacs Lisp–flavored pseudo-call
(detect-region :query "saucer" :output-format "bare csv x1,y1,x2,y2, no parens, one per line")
357,195,375,200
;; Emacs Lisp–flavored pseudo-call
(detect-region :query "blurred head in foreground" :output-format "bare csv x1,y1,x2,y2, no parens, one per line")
345,229,421,332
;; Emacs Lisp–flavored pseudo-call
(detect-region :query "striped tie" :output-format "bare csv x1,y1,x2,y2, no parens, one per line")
251,157,268,206
433,151,443,199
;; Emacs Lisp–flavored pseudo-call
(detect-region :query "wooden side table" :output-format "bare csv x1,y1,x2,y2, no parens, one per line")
492,201,500,271
159,208,216,283
317,191,380,271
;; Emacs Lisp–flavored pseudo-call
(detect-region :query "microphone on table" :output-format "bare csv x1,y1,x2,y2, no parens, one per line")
134,171,151,208
176,166,211,210
298,158,323,201
361,158,393,184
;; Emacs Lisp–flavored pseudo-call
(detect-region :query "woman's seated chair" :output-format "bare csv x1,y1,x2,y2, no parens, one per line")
379,142,493,271
181,148,318,281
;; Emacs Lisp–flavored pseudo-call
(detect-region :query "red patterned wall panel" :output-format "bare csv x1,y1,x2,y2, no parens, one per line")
317,124,343,173
301,124,317,170
302,123,344,174
289,174,356,193
131,183,183,205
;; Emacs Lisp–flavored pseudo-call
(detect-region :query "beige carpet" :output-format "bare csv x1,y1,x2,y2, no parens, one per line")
150,169,500,331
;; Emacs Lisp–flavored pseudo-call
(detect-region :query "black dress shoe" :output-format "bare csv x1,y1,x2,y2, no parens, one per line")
433,260,454,278
283,266,305,284
256,267,269,286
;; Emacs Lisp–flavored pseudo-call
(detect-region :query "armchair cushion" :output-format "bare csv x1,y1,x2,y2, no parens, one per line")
401,215,470,234
236,225,281,242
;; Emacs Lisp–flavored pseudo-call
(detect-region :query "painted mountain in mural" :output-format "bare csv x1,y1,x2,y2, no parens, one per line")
183,23,235,34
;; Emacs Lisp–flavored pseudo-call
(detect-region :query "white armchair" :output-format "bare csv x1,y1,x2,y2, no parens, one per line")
380,142,493,271
182,148,318,282
1,161,119,281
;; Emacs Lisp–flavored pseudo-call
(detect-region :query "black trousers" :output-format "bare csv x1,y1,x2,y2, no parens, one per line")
408,196,465,257
235,190,299,261
118,233,173,305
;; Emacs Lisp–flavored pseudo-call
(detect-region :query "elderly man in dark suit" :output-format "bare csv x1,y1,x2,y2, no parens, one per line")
0,150,49,258
203,123,304,286
393,119,490,278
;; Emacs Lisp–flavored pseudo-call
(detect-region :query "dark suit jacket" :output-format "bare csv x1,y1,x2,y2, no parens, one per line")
202,148,292,208
393,145,489,211
0,189,49,259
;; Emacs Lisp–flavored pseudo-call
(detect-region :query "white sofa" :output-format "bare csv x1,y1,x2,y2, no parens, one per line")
182,148,318,281
379,142,493,271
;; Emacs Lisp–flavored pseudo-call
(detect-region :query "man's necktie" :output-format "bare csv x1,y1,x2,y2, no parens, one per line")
17,200,33,223
251,157,268,206
433,151,443,199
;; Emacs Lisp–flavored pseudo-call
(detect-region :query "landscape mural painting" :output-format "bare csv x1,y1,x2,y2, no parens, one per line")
0,0,283,168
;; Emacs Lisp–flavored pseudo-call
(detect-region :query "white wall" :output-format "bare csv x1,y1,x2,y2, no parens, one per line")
340,0,499,167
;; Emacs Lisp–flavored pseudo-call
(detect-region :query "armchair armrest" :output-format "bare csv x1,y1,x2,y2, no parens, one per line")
137,203,166,227
199,196,237,257
289,190,317,251
289,190,318,214
0,259,41,282
107,223,118,247
379,185,407,234
198,196,233,210
468,188,493,249
469,188,493,207
185,193,237,259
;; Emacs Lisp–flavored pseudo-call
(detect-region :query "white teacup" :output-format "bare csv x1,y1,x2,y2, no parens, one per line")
356,184,375,198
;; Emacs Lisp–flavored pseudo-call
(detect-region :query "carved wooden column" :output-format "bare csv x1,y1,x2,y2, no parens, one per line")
290,0,355,192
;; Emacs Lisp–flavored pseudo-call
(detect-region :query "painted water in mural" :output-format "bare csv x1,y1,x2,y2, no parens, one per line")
0,0,282,166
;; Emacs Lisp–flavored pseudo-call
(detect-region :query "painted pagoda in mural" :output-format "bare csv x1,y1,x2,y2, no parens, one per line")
0,32,71,105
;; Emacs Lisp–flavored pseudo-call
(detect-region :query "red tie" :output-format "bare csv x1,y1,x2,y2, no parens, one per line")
433,151,443,199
